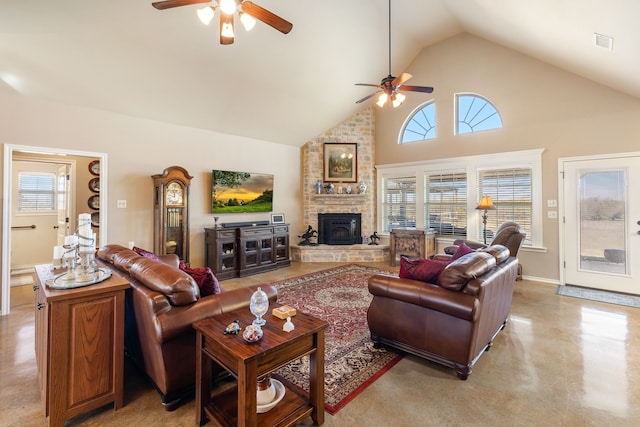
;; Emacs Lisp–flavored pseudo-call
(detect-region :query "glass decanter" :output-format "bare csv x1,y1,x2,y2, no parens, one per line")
250,287,269,326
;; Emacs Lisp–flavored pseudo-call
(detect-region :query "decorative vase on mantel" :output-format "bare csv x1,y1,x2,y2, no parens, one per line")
358,181,367,194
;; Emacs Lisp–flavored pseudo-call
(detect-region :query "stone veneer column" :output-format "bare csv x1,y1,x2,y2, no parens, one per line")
301,107,376,239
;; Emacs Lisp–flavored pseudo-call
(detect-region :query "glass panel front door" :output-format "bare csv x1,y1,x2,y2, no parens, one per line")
562,155,640,295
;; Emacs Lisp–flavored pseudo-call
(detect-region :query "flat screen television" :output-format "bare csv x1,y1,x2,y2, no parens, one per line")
211,169,274,213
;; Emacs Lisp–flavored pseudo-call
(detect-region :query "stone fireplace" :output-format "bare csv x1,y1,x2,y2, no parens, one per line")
318,213,362,245
290,107,389,262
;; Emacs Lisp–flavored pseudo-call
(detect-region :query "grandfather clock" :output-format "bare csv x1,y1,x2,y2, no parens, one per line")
152,166,193,264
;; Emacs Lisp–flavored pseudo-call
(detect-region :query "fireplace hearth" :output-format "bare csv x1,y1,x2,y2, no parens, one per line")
318,213,362,245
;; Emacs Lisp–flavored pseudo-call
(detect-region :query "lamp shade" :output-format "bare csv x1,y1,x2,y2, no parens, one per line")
476,195,495,210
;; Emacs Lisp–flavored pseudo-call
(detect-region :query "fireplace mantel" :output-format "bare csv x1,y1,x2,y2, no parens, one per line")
312,194,366,205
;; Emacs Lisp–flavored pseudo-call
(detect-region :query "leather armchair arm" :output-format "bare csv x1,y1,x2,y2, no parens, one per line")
154,284,277,343
368,274,478,321
453,239,487,250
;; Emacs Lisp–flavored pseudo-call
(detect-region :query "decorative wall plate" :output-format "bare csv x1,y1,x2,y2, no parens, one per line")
91,212,100,228
88,160,100,176
88,177,100,193
88,195,100,210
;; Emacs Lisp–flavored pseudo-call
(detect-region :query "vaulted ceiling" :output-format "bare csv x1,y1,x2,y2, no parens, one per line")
1,1,637,147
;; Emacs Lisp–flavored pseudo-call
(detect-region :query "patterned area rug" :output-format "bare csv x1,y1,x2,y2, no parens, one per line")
557,285,640,308
273,264,403,415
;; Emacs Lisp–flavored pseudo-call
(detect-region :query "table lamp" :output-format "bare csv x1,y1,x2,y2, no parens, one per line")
476,195,496,244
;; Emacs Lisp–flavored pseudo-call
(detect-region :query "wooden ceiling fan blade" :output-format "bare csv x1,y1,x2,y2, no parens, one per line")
392,73,412,86
356,91,382,104
152,0,210,10
398,85,434,93
241,1,293,34
355,83,383,88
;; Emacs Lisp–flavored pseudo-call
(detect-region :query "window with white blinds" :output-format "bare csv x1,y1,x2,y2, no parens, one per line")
376,149,543,248
478,167,532,244
382,176,417,232
18,172,56,212
426,172,467,237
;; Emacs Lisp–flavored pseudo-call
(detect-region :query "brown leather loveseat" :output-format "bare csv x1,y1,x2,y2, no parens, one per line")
97,244,277,410
367,245,518,380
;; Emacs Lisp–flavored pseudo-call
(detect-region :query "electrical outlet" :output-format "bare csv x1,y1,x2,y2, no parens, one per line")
117,200,127,209
547,199,557,208
548,210,557,219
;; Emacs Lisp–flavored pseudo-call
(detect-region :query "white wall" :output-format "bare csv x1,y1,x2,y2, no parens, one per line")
375,33,640,283
0,86,302,291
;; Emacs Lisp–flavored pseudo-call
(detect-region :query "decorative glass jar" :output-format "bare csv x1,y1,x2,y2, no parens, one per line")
250,287,269,326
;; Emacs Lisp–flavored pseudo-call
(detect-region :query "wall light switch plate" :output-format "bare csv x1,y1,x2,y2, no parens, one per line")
117,200,127,208
547,199,557,208
548,210,557,219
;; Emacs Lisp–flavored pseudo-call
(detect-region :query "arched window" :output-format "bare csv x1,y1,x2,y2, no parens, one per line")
399,101,436,143
456,94,502,135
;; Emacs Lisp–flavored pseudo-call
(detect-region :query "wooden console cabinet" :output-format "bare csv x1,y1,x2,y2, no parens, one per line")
34,265,129,427
205,224,290,280
389,228,437,266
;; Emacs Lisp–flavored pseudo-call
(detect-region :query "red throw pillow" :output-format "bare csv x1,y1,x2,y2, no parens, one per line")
450,242,475,261
180,265,221,296
132,246,160,262
399,256,448,283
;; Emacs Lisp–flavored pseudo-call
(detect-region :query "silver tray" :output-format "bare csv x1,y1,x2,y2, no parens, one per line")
46,268,112,290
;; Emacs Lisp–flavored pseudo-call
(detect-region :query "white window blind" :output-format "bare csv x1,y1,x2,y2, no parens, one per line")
426,172,467,237
382,176,417,232
478,167,532,244
18,173,56,211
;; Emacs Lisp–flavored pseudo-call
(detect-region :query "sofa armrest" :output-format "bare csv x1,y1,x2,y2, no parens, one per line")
368,274,478,321
155,284,278,343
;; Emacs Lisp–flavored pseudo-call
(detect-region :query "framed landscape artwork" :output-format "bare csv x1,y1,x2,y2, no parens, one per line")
323,143,357,183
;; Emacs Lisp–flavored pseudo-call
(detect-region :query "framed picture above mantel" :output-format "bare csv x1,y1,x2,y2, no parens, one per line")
323,143,357,183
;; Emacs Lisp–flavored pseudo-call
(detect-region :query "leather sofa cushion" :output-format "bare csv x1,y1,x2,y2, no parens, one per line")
113,249,144,272
97,244,129,264
130,257,199,306
479,244,510,264
437,251,496,291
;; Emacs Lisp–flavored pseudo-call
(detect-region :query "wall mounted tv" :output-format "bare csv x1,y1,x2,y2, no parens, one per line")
211,169,274,213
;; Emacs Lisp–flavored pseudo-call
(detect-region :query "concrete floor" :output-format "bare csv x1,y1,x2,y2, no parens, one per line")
2,261,640,426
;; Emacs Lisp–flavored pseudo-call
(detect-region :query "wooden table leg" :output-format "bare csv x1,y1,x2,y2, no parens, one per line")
195,332,210,426
238,359,257,427
309,330,325,425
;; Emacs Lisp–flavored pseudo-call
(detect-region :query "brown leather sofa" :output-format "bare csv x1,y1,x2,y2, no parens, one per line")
97,244,277,410
367,245,518,380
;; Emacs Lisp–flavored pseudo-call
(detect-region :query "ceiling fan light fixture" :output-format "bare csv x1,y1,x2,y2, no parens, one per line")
221,21,235,38
392,92,405,108
376,93,388,108
219,0,236,15
240,12,256,31
197,6,216,25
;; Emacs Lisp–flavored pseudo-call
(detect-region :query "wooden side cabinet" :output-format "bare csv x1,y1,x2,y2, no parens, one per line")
205,224,290,280
389,228,437,266
205,227,238,280
34,265,129,427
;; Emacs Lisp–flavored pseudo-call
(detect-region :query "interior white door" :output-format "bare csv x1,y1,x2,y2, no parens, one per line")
561,155,640,294
57,164,71,245
11,161,61,268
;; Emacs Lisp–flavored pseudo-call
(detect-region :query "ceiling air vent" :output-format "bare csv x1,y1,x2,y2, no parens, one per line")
593,33,613,51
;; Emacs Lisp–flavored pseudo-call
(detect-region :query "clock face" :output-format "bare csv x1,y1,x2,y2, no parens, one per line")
166,182,183,206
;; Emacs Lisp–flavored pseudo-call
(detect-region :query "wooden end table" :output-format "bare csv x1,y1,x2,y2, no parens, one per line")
389,228,437,266
194,307,328,426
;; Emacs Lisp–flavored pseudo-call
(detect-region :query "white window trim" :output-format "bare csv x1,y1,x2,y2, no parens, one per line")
376,148,545,248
